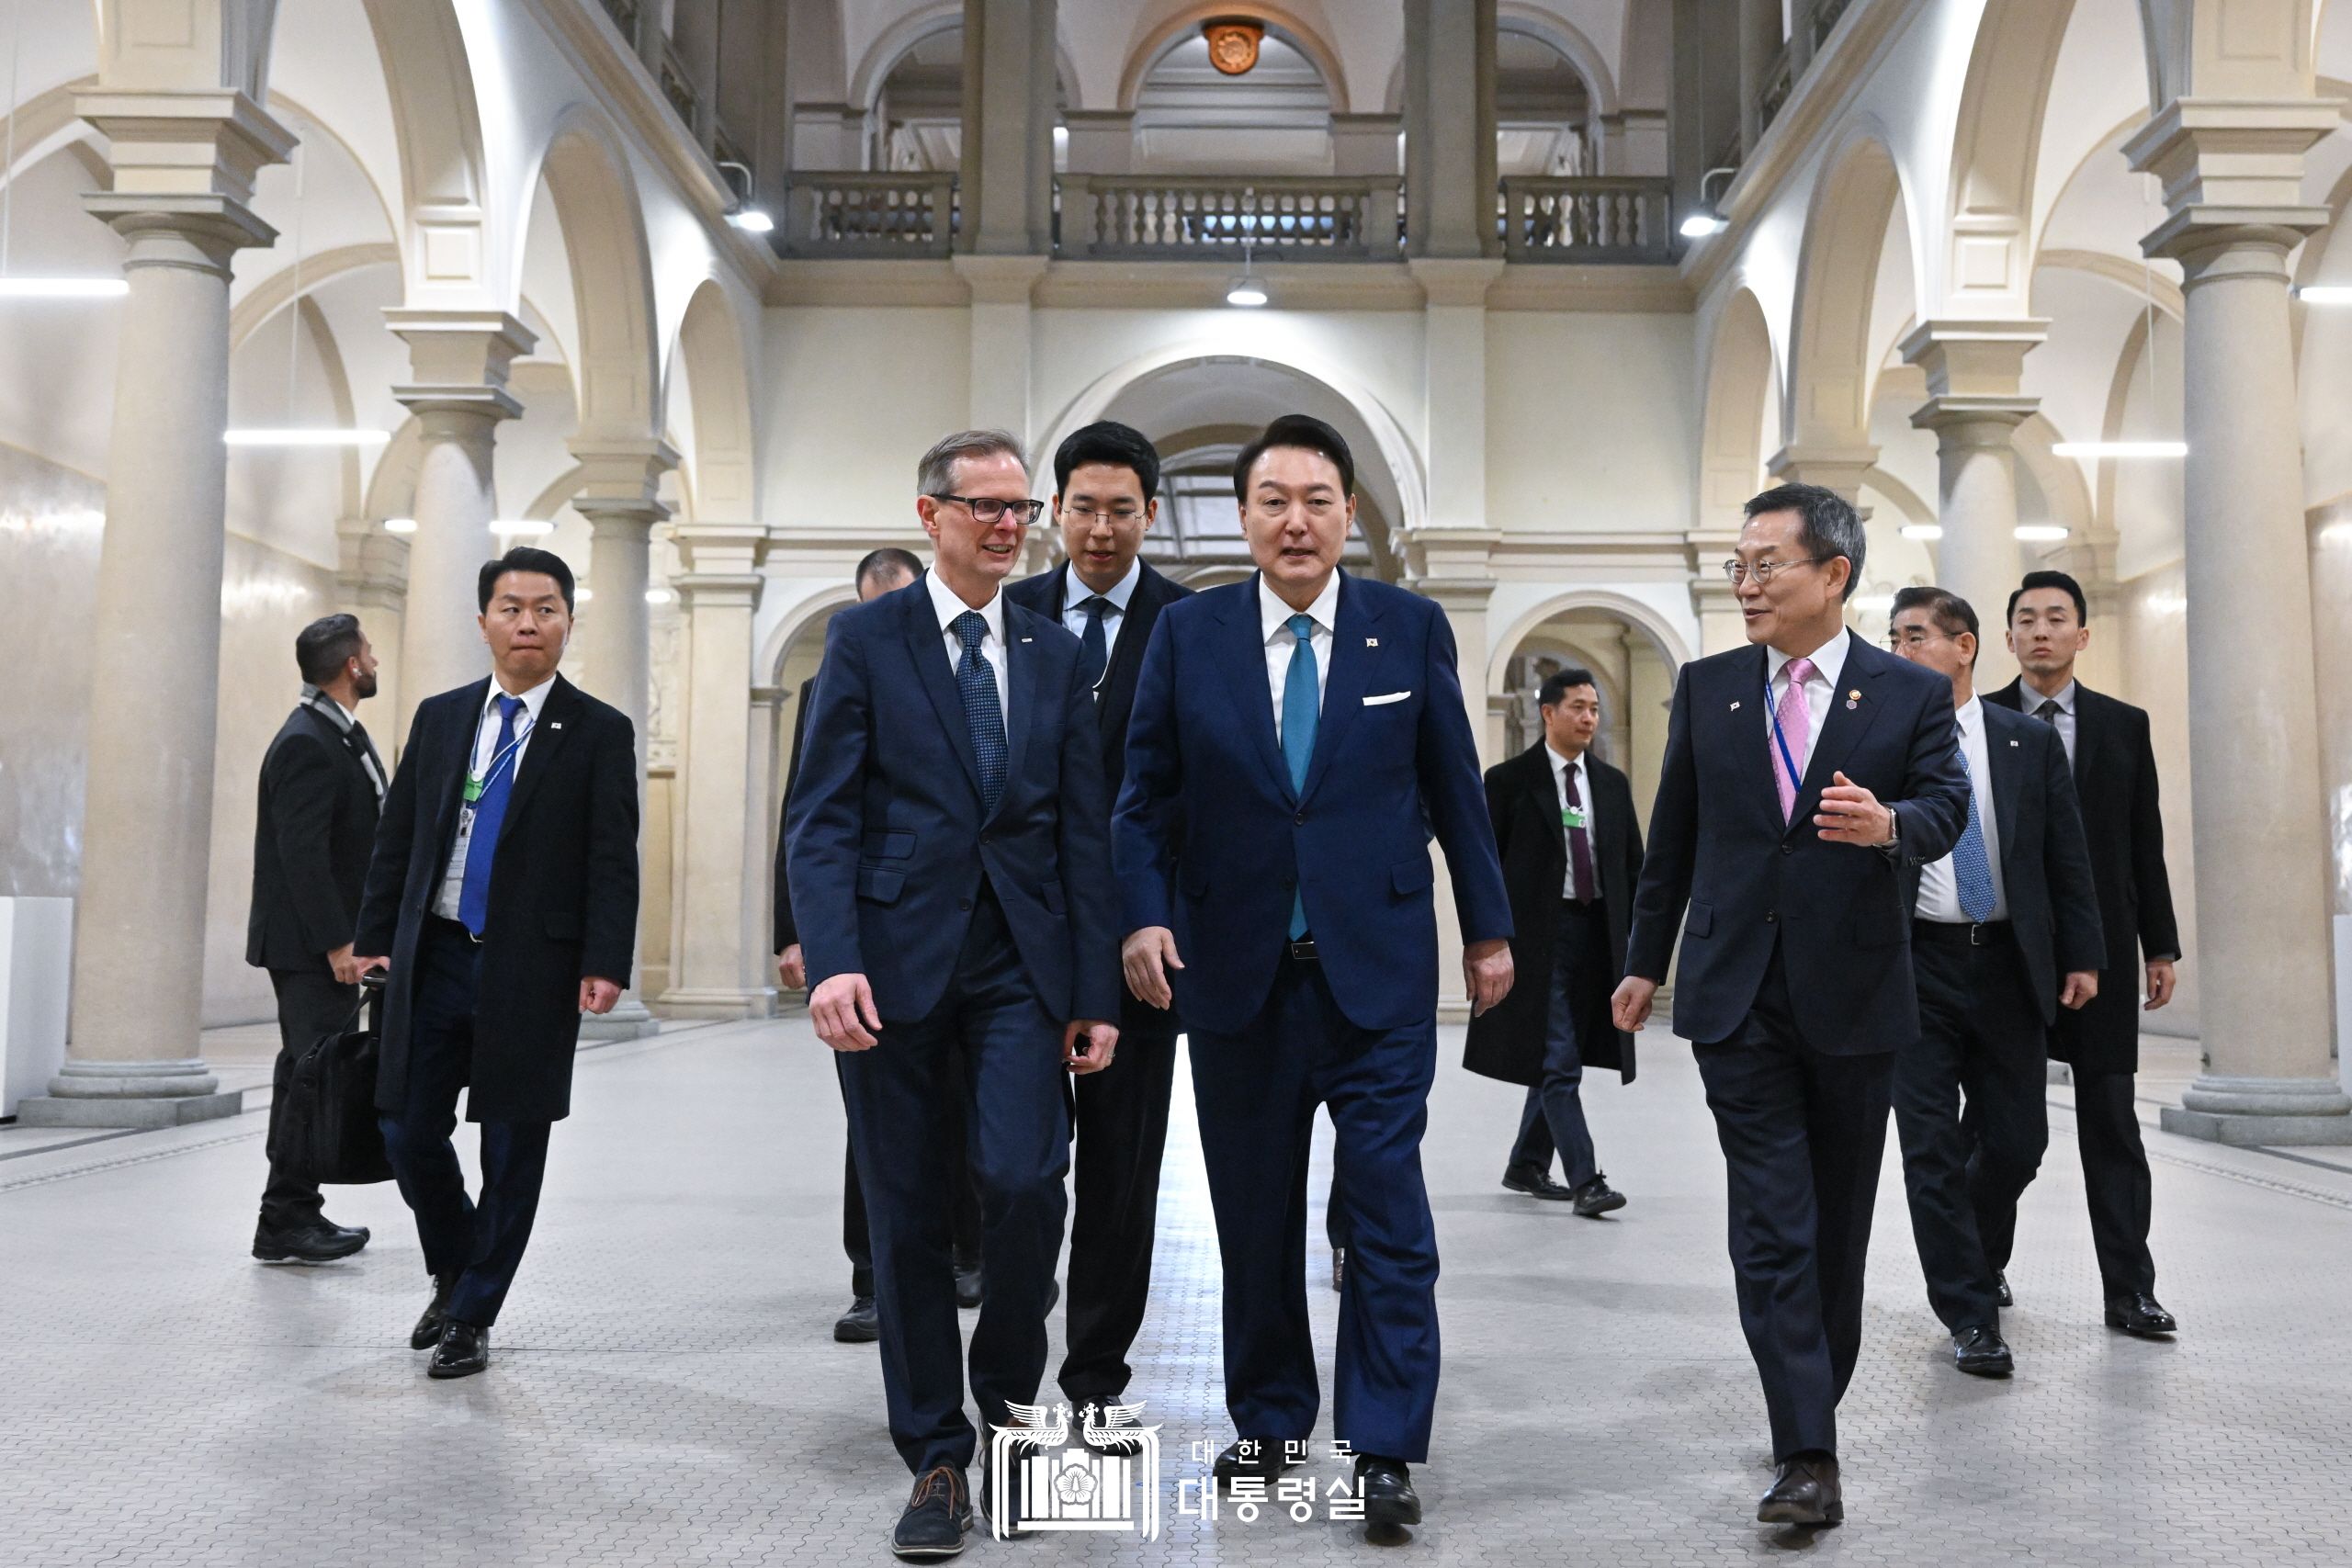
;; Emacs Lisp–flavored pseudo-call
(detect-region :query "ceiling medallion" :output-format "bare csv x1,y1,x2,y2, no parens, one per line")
1203,17,1266,75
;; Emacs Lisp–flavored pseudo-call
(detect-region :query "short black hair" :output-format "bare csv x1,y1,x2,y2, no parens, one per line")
1054,420,1161,499
1538,666,1600,708
1891,585,1980,666
854,547,923,592
2006,569,2088,626
1743,481,1866,601
1234,413,1354,503
478,546,576,614
295,613,365,686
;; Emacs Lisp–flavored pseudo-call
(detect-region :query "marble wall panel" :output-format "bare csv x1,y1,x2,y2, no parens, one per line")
0,444,104,901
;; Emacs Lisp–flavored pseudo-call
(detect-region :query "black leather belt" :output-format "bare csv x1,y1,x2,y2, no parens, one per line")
1912,919,2012,948
1287,937,1318,962
429,913,484,946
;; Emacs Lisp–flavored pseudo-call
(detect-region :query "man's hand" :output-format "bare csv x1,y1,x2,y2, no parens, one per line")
776,943,807,991
2060,970,2099,1010
2144,958,2177,1011
1814,771,1894,845
579,976,622,1015
1464,939,1514,1017
327,942,364,986
812,972,883,1051
351,954,390,979
1123,927,1183,1010
1612,976,1658,1033
1063,1019,1118,1075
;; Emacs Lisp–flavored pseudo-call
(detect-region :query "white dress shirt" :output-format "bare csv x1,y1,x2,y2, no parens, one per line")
1915,694,2009,923
1764,626,1853,775
926,569,1011,718
1547,742,1599,901
1058,557,1142,676
1261,572,1340,743
434,673,558,920
2023,677,2078,768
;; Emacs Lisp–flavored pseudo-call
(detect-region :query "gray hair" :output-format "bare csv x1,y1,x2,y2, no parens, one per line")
916,429,1026,498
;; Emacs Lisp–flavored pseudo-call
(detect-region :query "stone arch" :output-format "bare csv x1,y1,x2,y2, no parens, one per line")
358,0,492,303
1487,589,1691,698
517,106,662,445
1785,125,1917,451
669,278,759,522
1487,591,1690,787
1495,3,1621,118
1697,286,1781,523
1115,3,1354,114
761,582,861,688
851,2,1082,114
1944,0,2079,317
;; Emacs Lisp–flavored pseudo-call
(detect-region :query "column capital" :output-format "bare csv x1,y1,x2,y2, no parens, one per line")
2124,96,2340,260
77,88,295,266
1409,257,1508,308
1909,395,2038,445
1396,525,1498,589
335,516,409,609
1898,318,2049,400
1767,444,1877,503
953,253,1051,305
673,522,772,604
388,309,537,422
571,437,681,527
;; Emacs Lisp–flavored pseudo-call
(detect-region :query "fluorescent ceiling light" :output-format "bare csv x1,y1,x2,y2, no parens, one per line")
576,587,594,603
1226,276,1268,308
224,428,391,446
0,277,129,299
2296,285,2352,304
1679,211,1727,239
1851,593,1895,614
1900,524,1942,541
2051,441,2186,458
729,208,775,233
382,517,418,534
2014,524,2070,542
645,586,675,604
493,519,553,536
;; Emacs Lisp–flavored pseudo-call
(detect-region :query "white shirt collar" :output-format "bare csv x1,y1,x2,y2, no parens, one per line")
1955,693,1983,737
484,671,557,723
1260,570,1341,646
1767,626,1851,689
2036,678,2077,714
1066,556,1142,614
1544,741,1587,779
926,569,1005,645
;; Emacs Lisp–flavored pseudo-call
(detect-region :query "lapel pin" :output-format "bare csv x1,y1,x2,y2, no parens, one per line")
1366,637,1378,648
1021,636,1033,643
2009,739,2019,747
549,721,563,730
1844,689,1860,709
1730,701,1742,711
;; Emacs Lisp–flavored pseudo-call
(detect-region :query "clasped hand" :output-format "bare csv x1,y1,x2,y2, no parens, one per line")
1812,771,1894,846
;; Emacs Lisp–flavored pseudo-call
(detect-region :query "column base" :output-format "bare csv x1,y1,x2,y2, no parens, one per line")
2160,1074,2352,1146
578,996,662,1043
17,1058,243,1129
654,987,777,1021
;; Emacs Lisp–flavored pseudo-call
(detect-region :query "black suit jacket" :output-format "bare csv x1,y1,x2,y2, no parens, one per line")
1898,700,2105,1021
1625,635,1970,1055
1464,742,1641,1085
356,674,640,1123
1984,677,2179,1071
247,700,382,973
773,673,818,953
1005,560,1193,1036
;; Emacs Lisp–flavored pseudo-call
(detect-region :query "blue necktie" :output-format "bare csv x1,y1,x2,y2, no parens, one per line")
952,610,1009,817
1282,612,1318,939
1077,595,1111,694
458,694,525,935
1951,748,1996,923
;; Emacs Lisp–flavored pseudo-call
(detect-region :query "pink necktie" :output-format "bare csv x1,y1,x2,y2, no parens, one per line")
1773,655,1815,822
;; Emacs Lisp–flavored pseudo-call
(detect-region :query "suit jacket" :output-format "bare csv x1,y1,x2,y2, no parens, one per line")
1897,700,2106,1021
773,673,817,953
355,674,640,1123
1113,570,1513,1036
1007,559,1194,1038
785,576,1122,1025
1984,676,2179,1071
247,699,382,973
1624,635,1970,1055
1463,742,1641,1085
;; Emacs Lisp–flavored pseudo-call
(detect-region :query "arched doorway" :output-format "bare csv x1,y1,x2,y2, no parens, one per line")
1489,594,1689,824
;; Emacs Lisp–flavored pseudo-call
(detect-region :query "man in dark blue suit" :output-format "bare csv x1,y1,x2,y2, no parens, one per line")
1115,414,1513,1531
1613,484,1968,1528
786,430,1123,1560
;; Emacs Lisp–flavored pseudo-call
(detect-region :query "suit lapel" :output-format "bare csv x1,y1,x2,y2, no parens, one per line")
1299,573,1382,807
500,676,579,840
1984,706,2026,872
907,580,988,805
431,679,493,845
1726,646,1781,834
1095,565,1161,734
1787,640,1890,838
993,604,1043,825
1212,579,1296,800
2069,682,2100,795
1533,748,1568,864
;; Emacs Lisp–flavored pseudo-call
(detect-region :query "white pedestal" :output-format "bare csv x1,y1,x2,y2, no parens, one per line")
1,897,74,1119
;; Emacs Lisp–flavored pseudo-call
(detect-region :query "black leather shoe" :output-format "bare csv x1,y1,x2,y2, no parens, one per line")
955,1263,983,1309
1353,1453,1422,1527
834,1294,879,1343
1994,1270,2013,1308
1758,1452,1842,1526
1952,1324,2014,1377
2105,1292,2178,1337
1501,1162,1575,1200
1331,1247,1345,1293
1572,1175,1627,1217
1213,1438,1300,1485
890,1465,971,1559
427,1321,489,1379
978,1443,1022,1539
410,1273,458,1350
252,1218,369,1264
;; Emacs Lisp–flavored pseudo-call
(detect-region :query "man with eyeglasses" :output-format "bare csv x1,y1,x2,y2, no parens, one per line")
1612,483,1968,1528
1006,421,1193,1427
785,430,1123,1558
1884,587,2102,1382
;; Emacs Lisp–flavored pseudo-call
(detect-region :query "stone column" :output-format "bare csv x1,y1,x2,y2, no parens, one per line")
1061,109,1133,175
335,515,410,752
1685,525,1748,656
959,0,1056,256
22,94,293,1127
662,523,775,1019
1767,445,1876,509
1404,0,1498,259
2127,100,2350,1143
955,255,1049,444
1902,320,2045,690
1332,113,1403,177
1407,544,1500,1027
386,311,534,739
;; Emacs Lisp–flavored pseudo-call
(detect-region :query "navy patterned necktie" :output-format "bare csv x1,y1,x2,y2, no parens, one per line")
952,610,1009,816
1077,595,1112,694
1951,749,1997,923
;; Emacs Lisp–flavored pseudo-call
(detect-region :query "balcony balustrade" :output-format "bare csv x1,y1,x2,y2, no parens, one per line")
1057,175,1405,261
781,173,959,258
1498,176,1676,263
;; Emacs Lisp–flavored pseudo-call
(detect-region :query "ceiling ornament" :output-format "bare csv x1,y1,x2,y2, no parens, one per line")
1202,18,1266,75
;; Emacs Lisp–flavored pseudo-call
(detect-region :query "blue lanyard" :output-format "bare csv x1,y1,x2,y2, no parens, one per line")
1766,676,1803,795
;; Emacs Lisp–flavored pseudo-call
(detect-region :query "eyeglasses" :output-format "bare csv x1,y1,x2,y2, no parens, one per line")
1721,556,1828,586
1062,503,1145,524
932,493,1046,525
1885,627,1951,650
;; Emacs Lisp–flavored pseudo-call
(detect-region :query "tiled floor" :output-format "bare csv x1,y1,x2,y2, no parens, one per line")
4,1012,2349,1566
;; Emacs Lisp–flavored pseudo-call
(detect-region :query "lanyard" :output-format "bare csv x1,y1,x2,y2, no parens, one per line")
1766,675,1804,796
464,713,527,804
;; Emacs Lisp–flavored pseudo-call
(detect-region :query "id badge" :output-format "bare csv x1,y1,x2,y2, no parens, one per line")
463,772,485,805
456,802,477,839
1562,807,1589,831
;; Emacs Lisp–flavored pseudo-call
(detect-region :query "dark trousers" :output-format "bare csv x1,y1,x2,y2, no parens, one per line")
841,1050,981,1298
1190,954,1441,1463
377,918,553,1328
1059,998,1180,1405
837,886,1070,1474
1894,927,2049,1333
1507,901,1611,1187
1980,1065,2157,1298
1692,949,1892,1462
260,967,357,1229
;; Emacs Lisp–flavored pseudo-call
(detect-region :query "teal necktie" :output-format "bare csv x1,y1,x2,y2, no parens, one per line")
1283,613,1317,939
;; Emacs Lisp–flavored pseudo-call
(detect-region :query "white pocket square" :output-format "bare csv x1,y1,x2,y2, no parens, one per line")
1363,691,1411,706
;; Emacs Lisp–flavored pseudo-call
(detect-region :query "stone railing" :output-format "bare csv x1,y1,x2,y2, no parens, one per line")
781,173,959,258
1057,175,1405,261
1498,176,1676,263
